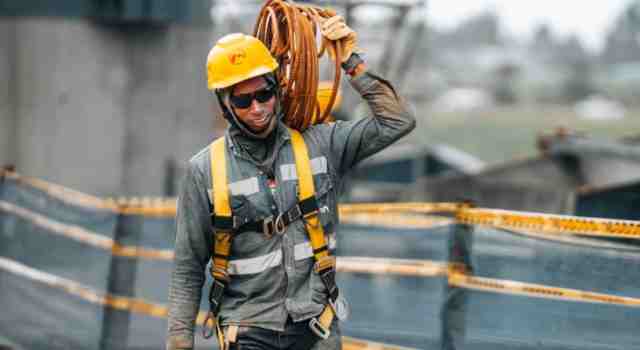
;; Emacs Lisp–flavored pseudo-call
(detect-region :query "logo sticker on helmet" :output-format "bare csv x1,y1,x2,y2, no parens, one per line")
228,49,247,65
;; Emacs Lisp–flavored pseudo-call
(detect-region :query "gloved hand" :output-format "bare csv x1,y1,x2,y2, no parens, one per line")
320,15,359,63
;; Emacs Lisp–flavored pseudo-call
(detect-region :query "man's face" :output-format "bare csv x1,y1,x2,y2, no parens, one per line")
229,76,276,133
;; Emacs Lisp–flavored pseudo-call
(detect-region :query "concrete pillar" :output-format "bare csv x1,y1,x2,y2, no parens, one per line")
14,18,128,196
165,25,220,193
0,19,16,167
117,24,216,196
11,17,215,197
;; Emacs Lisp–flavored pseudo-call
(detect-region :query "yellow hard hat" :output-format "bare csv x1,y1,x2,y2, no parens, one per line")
206,33,279,90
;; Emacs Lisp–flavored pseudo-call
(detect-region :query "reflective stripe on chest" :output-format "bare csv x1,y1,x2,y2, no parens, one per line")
210,129,330,261
208,129,338,334
280,156,328,181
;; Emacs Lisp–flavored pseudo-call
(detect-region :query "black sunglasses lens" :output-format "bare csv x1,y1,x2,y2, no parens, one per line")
230,86,275,109
230,94,252,109
255,88,275,103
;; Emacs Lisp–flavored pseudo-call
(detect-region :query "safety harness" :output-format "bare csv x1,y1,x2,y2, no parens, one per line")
202,128,339,348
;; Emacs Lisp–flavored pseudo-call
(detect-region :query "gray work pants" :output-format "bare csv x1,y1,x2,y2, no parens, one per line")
227,318,341,350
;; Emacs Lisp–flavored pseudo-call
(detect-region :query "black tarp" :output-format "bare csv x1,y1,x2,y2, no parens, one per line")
575,181,640,221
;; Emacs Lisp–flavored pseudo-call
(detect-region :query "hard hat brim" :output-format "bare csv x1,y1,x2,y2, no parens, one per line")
208,65,277,90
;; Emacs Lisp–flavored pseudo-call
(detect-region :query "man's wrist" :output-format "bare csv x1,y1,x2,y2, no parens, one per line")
341,53,365,77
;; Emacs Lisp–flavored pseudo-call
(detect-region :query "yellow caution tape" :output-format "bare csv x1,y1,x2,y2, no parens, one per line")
457,208,640,240
0,256,413,350
339,202,462,216
5,171,117,211
5,172,640,337
4,251,639,325
342,336,419,350
0,201,174,261
337,258,640,308
340,213,454,230
6,171,640,240
337,257,450,277
4,171,177,216
114,197,177,217
448,272,640,307
0,257,169,317
316,256,640,308
113,201,461,219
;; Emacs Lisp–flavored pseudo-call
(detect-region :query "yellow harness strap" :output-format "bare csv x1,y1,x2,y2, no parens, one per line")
203,137,233,348
289,129,336,337
210,137,232,282
289,129,330,260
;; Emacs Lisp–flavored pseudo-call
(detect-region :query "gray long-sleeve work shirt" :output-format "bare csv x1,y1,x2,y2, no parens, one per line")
167,70,416,350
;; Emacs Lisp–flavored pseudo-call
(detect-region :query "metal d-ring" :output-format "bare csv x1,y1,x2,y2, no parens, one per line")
274,214,286,234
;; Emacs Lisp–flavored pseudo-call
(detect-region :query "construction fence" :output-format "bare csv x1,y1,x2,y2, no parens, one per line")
1,170,639,350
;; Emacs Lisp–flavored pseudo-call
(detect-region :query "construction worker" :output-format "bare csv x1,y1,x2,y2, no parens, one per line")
167,15,415,350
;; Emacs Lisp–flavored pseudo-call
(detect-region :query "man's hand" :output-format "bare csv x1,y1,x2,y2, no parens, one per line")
320,15,358,63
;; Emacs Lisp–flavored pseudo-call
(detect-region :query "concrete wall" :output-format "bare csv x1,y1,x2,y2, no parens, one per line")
0,19,16,167
0,17,218,196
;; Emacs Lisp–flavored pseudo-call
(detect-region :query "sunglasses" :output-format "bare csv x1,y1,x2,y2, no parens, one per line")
229,86,276,109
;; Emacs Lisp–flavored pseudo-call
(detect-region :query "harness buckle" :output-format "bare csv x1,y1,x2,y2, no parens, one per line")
308,317,330,340
208,279,226,309
263,214,287,237
288,204,302,222
263,216,275,238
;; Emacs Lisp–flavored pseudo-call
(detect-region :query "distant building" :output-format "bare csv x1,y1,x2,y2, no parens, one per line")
601,0,640,65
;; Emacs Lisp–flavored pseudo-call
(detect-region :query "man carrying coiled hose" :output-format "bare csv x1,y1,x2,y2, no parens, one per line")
166,15,416,350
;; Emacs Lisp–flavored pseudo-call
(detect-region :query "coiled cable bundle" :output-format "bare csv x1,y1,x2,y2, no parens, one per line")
253,0,345,131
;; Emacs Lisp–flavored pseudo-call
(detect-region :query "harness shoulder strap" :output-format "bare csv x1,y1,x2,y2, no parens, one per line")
288,128,338,339
211,137,231,217
203,137,232,345
288,129,330,260
210,137,233,282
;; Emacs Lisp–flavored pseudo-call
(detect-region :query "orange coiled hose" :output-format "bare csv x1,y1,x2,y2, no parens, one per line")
254,0,344,131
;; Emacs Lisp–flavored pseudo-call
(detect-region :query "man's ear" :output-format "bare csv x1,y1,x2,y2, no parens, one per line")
215,90,234,120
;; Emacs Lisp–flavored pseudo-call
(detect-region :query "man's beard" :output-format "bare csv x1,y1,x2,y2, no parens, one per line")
234,110,278,139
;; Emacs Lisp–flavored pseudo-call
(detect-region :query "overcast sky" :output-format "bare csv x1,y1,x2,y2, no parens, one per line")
427,0,634,52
